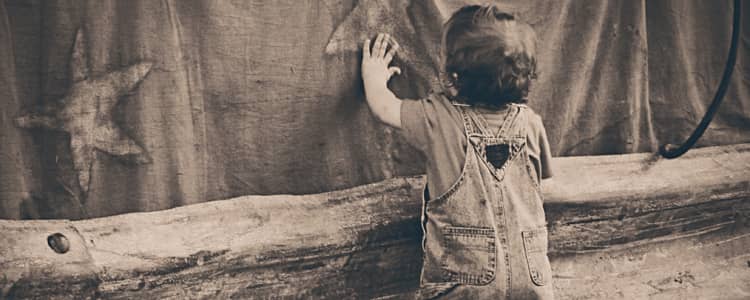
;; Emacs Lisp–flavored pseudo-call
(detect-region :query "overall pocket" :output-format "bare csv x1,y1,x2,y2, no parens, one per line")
521,228,553,286
440,226,497,285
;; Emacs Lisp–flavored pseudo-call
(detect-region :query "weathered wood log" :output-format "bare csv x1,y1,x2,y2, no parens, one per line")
544,144,750,253
0,220,100,299
1,144,749,299
2,177,425,299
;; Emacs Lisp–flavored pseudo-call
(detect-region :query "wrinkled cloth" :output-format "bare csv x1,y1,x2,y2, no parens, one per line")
1,0,748,219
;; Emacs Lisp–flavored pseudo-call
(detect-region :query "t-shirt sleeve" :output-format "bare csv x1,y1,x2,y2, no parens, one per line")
400,98,431,153
527,111,554,180
537,120,554,179
400,94,458,153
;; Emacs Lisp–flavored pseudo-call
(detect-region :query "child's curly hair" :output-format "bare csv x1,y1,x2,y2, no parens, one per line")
442,5,537,107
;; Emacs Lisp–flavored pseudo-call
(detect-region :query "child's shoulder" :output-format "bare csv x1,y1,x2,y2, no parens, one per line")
422,91,455,106
526,107,545,127
517,105,548,138
512,103,544,124
401,91,462,130
415,92,463,118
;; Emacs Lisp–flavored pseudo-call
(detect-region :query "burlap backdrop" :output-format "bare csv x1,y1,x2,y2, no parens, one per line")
1,0,748,219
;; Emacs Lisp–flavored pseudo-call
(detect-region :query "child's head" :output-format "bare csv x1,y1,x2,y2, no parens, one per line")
442,5,537,107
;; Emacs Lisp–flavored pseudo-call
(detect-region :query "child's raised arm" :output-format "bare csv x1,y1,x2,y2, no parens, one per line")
361,33,403,128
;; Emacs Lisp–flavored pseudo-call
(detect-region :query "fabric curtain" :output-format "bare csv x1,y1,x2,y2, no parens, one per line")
1,0,748,219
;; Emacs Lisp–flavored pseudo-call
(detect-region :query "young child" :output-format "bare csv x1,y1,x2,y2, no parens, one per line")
361,4,554,299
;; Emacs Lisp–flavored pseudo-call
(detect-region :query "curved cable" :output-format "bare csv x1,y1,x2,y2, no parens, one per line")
659,0,742,159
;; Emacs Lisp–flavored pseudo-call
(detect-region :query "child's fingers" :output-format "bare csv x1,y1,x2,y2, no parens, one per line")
388,66,402,78
362,39,371,59
379,33,390,58
372,33,383,58
384,38,400,63
388,36,401,51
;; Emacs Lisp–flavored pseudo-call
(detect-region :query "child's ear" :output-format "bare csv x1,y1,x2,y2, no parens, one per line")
443,72,458,97
440,72,459,97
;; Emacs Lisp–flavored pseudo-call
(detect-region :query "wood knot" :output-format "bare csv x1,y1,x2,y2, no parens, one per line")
47,232,70,254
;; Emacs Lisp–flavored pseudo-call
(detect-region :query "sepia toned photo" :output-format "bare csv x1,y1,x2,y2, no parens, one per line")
1,0,748,299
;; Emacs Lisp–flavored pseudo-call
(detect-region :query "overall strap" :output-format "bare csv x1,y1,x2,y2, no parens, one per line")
501,104,528,139
495,105,523,139
456,104,479,140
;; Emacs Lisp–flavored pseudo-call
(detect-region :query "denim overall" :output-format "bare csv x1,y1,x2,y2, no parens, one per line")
418,104,554,299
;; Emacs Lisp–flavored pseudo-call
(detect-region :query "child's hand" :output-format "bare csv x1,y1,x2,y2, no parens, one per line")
360,33,403,128
362,33,401,90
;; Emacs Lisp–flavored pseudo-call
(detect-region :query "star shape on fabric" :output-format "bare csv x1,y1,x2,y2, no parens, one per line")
15,29,153,194
325,0,444,88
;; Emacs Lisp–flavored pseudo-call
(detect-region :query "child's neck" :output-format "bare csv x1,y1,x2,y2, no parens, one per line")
472,103,510,113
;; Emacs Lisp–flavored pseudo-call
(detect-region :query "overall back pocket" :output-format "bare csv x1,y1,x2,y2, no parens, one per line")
521,228,553,286
440,226,497,285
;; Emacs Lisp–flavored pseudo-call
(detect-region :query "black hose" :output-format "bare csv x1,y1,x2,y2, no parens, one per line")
659,0,742,159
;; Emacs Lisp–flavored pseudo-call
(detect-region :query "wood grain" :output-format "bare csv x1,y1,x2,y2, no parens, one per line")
1,144,748,299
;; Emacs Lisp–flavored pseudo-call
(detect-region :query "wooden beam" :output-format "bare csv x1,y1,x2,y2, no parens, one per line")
1,144,749,299
544,143,750,253
0,220,100,299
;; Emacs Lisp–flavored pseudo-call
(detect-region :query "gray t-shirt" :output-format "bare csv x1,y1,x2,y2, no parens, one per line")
400,93,554,199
